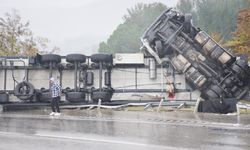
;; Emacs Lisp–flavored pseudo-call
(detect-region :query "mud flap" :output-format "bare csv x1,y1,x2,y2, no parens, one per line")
198,98,237,113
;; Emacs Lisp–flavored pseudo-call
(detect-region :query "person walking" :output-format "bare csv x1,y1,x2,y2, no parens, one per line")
49,77,61,116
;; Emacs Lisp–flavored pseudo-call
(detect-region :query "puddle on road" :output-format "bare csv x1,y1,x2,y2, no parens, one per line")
2,107,250,126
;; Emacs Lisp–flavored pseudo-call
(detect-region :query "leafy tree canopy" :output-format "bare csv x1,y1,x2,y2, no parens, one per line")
99,3,167,53
177,0,250,57
225,8,250,57
0,10,59,56
176,0,250,40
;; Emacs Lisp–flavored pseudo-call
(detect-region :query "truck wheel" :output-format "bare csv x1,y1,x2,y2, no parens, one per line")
205,85,222,99
235,59,250,75
39,91,51,102
14,81,35,100
210,47,224,60
91,54,113,63
41,54,61,64
91,91,111,102
65,91,86,102
65,87,71,92
40,87,49,92
231,63,247,80
66,54,86,63
231,63,242,73
211,85,223,95
205,89,219,99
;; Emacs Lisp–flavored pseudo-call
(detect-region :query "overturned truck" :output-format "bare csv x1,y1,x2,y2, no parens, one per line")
141,9,250,113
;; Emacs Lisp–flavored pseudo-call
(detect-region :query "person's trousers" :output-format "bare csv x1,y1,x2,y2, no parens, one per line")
51,96,60,113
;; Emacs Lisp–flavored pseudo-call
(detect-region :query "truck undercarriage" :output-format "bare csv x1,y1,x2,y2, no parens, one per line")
141,8,250,113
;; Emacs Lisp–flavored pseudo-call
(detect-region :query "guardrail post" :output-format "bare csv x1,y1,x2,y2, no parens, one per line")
98,99,102,110
194,97,202,113
157,98,164,112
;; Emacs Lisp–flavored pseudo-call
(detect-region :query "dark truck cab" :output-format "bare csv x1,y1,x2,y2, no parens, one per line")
141,8,250,113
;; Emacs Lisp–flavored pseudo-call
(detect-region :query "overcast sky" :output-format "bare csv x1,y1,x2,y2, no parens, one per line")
0,0,178,55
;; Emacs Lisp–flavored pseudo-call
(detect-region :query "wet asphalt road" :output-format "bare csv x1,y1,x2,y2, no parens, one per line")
0,109,249,150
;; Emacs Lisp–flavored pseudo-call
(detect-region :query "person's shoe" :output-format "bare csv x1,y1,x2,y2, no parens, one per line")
54,112,61,116
49,112,55,116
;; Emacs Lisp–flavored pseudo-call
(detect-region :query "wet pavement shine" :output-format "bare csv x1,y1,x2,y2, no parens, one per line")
0,109,249,150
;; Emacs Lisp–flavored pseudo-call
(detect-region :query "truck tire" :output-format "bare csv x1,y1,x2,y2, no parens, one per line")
205,89,219,98
65,87,71,92
205,85,222,99
210,47,224,60
91,54,113,63
231,63,247,80
231,63,242,73
235,59,250,75
41,54,61,64
91,91,111,102
66,54,86,63
40,87,49,92
65,91,86,102
14,81,35,100
211,85,223,95
39,91,51,102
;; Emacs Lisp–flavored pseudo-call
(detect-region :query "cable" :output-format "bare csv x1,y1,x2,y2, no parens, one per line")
114,83,165,89
115,68,182,75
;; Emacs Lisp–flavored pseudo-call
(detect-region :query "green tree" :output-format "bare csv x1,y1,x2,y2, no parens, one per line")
225,8,250,56
176,0,194,14
176,0,250,39
0,10,31,56
99,3,167,53
0,10,58,56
